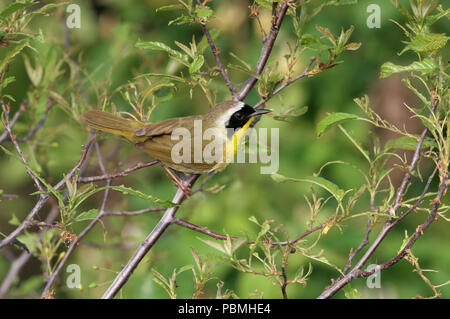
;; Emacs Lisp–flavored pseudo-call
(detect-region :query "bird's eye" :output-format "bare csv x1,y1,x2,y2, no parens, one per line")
234,111,243,120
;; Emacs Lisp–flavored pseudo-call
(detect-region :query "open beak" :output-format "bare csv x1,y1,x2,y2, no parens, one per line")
250,108,271,117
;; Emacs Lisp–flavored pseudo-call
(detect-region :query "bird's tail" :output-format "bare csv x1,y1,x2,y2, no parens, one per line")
83,110,145,140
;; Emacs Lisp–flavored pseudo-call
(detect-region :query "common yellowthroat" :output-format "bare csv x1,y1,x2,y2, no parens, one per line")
83,101,270,175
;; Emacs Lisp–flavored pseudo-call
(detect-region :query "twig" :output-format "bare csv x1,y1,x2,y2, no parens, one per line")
40,141,111,298
197,1,237,97
103,207,165,216
18,102,52,142
318,98,440,299
78,160,159,183
281,265,288,299
101,174,200,299
0,134,95,250
173,216,325,246
357,172,449,278
0,203,60,298
0,252,30,299
253,56,317,109
1,193,19,199
1,101,45,193
236,1,292,101
173,217,236,240
342,218,372,275
0,101,27,144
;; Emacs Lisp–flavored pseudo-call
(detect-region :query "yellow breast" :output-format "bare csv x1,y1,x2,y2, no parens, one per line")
211,116,255,173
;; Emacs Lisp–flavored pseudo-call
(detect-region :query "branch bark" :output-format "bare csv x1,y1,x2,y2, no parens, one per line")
101,174,200,299
236,1,292,101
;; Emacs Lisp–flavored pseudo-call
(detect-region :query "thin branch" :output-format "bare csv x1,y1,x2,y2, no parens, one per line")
78,160,159,183
1,193,19,199
18,102,52,142
197,0,237,97
101,174,200,299
0,252,30,299
358,172,449,278
342,218,372,275
173,217,236,240
281,265,288,299
1,101,45,193
236,1,293,101
103,207,165,216
0,101,27,144
40,140,112,298
318,98,440,299
253,56,317,109
173,216,325,246
0,134,95,250
0,203,60,298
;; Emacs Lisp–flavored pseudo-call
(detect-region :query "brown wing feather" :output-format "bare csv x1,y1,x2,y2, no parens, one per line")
134,116,201,137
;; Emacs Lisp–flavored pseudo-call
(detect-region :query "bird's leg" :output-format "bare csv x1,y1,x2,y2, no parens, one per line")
162,165,191,199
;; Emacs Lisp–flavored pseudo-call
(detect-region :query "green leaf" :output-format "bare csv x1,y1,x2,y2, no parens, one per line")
189,55,204,74
0,1,35,22
9,213,21,226
271,106,308,122
271,174,345,203
0,76,16,90
343,284,362,299
255,0,275,9
23,54,43,87
136,40,189,65
380,58,438,78
403,33,448,54
16,232,39,256
0,39,31,74
139,73,185,83
108,185,177,207
425,8,450,27
197,237,227,254
384,136,437,151
156,4,183,12
195,6,213,19
316,25,336,46
316,112,358,137
75,209,99,221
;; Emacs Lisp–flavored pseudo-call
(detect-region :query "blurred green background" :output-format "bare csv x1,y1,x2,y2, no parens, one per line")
0,0,449,298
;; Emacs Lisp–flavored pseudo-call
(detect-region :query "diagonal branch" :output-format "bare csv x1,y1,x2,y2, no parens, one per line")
18,102,52,142
358,172,448,278
0,101,27,144
1,101,45,193
41,141,112,298
78,160,159,183
199,20,237,97
0,134,95,250
318,98,440,299
0,204,60,298
236,1,293,101
101,174,200,299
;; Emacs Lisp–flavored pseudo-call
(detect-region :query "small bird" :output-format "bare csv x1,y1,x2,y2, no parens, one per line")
83,101,270,190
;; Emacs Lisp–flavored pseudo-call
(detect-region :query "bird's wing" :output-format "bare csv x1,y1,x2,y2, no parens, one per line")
134,116,201,138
